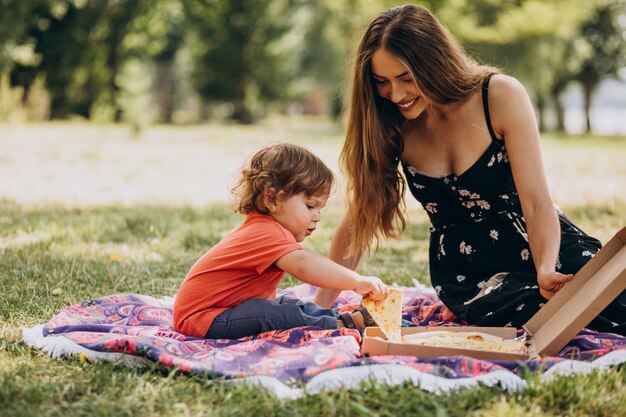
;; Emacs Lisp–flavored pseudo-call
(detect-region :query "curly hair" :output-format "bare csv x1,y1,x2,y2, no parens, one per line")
232,143,334,214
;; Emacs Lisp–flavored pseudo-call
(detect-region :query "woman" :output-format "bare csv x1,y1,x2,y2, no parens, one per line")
314,4,625,335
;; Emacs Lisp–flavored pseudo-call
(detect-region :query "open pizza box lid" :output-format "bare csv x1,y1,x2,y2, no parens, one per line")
522,226,626,357
362,227,626,360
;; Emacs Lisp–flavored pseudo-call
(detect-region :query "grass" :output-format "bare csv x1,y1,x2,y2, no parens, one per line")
0,120,625,416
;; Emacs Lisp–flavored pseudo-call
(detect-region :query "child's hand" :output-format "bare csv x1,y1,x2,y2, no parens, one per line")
354,276,388,302
538,271,573,300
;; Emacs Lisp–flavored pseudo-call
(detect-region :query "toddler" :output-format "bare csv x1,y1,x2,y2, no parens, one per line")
173,143,387,339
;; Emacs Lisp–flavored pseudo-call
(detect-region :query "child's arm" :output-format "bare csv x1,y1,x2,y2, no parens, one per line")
275,249,387,301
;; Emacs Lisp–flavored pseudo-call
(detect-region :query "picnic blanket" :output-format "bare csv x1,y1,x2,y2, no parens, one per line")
22,282,626,399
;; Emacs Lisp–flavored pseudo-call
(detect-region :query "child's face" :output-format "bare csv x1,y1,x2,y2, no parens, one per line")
268,192,328,242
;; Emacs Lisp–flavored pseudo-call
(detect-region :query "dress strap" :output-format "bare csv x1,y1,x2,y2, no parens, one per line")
482,73,500,141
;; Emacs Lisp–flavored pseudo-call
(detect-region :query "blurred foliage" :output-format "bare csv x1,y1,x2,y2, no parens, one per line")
575,0,626,132
0,0,624,128
181,0,301,123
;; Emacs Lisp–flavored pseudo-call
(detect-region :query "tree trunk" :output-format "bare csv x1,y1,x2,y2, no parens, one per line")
536,93,546,132
232,53,253,124
582,84,593,134
232,97,253,124
155,60,175,124
107,42,123,123
105,0,141,123
0,72,8,122
551,89,565,132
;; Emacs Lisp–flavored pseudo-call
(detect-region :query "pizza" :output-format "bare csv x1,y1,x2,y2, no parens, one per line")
362,288,403,343
401,330,527,354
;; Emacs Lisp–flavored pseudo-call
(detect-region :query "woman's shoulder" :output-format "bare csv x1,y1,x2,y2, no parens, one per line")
486,74,533,135
487,74,529,104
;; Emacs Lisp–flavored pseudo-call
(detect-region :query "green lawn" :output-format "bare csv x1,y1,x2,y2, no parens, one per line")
1,121,625,416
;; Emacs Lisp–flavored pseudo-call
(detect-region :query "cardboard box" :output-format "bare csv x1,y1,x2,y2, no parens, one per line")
362,227,626,360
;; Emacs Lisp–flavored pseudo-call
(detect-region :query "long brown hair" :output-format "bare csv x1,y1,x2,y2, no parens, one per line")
342,4,496,256
232,142,334,215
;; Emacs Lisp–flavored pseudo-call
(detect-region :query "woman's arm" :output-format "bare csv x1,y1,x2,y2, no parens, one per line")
275,247,386,301
489,75,573,298
313,216,362,307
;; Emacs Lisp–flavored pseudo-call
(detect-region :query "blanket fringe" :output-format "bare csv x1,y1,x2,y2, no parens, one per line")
541,349,626,381
227,376,303,400
207,350,626,398
304,365,526,395
157,295,175,308
21,325,149,367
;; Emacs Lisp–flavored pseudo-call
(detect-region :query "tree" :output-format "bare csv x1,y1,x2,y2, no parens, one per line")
8,0,154,120
182,0,302,123
9,2,100,119
549,37,589,132
432,0,593,132
295,0,393,118
574,0,626,133
0,0,63,120
152,20,184,124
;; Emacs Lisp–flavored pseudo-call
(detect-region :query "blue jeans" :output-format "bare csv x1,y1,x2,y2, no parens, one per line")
205,295,339,339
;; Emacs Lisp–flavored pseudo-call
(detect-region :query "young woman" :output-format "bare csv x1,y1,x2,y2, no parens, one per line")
314,5,625,335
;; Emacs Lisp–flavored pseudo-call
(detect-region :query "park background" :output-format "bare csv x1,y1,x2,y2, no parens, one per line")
2,0,626,132
1,0,625,209
1,1,626,416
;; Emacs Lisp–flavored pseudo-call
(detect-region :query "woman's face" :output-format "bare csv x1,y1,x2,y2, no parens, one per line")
370,48,428,119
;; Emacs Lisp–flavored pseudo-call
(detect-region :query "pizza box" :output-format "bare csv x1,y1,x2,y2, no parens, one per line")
362,226,626,360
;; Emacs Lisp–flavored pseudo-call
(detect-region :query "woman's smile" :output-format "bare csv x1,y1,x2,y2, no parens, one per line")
397,97,418,111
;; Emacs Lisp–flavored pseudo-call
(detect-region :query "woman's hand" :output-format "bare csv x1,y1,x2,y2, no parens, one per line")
538,271,573,299
354,276,388,302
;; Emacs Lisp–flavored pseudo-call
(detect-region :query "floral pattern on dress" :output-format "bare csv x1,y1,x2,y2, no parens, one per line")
487,147,510,167
437,234,446,260
459,241,474,255
521,249,530,261
425,202,438,214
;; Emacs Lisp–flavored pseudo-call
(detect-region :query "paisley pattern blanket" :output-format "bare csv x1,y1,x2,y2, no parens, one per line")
22,283,626,399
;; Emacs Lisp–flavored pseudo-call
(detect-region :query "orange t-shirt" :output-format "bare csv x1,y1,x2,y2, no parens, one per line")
173,212,303,338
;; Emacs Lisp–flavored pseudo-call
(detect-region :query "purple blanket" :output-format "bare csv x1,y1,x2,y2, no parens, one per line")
23,284,626,398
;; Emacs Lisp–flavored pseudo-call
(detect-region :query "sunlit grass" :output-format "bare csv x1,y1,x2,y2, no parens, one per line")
1,200,624,417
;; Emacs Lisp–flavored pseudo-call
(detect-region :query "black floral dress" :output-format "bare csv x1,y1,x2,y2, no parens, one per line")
401,74,626,336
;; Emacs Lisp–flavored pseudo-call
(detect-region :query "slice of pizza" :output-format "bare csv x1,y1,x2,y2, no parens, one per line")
362,288,403,343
